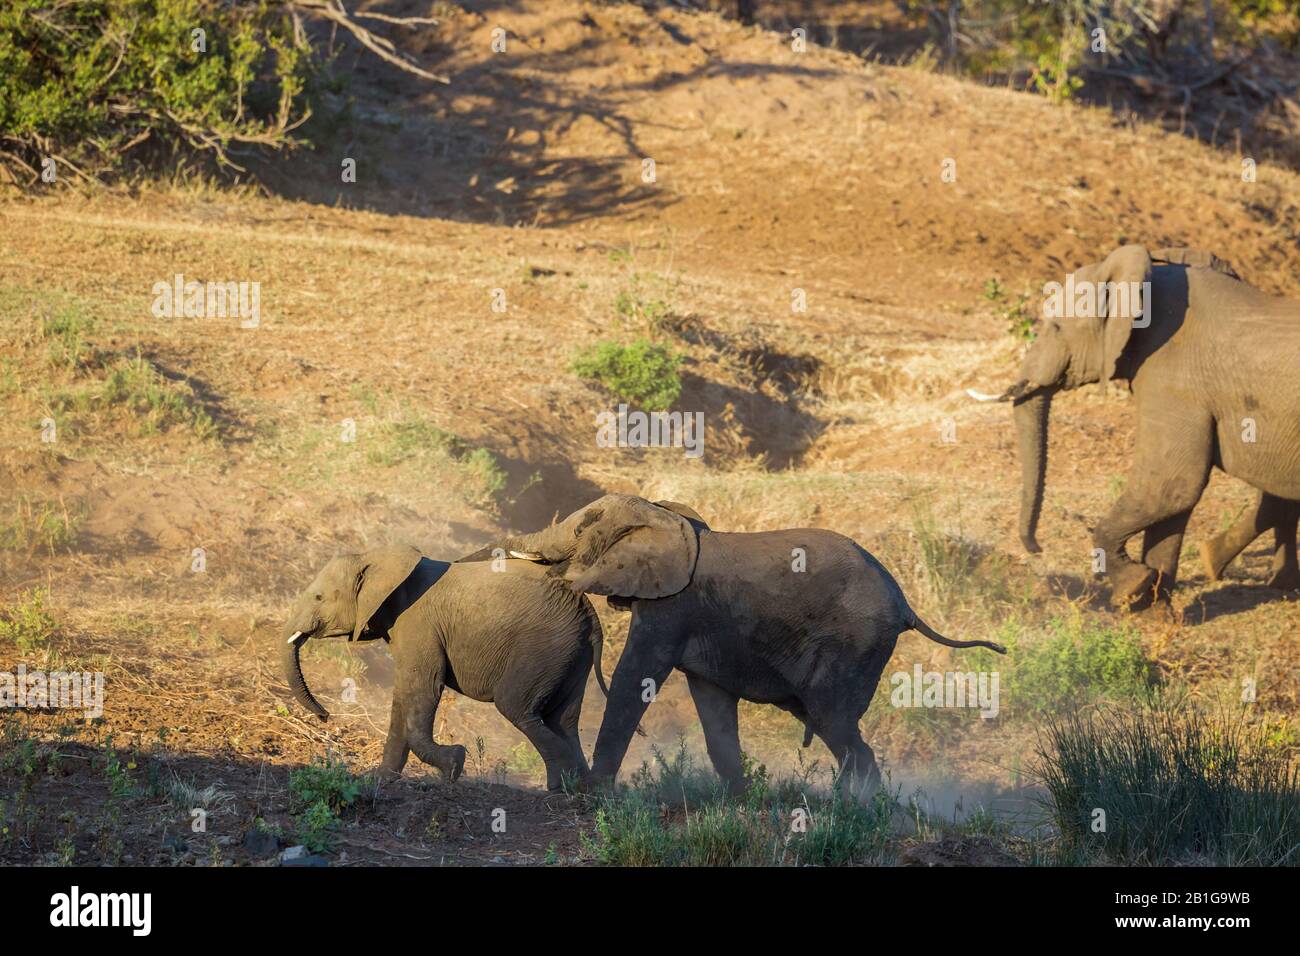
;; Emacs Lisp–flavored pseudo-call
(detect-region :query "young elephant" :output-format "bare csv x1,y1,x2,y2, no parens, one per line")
1201,491,1300,589
282,545,607,790
464,495,1005,797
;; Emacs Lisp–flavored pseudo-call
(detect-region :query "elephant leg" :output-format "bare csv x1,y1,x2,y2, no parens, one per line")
810,718,879,801
1201,491,1273,581
379,697,411,779
1268,500,1300,590
542,684,589,780
1093,423,1211,608
500,706,585,791
684,673,744,797
1140,509,1192,601
401,660,466,782
591,609,685,784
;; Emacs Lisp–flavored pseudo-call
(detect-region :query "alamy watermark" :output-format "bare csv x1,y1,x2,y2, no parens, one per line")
1042,276,1151,327
595,404,704,459
890,664,1000,718
1,665,104,719
151,273,260,327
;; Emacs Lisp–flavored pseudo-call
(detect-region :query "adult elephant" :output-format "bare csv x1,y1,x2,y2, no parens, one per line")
282,545,607,790
463,496,1004,797
971,245,1300,606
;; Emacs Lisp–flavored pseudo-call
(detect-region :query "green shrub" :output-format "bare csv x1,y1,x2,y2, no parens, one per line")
998,614,1155,714
296,799,338,854
571,338,683,411
0,589,57,653
0,0,316,179
1037,704,1300,865
288,756,368,814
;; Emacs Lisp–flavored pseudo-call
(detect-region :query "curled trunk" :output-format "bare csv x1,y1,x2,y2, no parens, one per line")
282,633,329,720
1013,390,1053,554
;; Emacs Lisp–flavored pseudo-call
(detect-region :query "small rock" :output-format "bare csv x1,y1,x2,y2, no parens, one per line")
242,829,280,857
279,845,308,862
162,835,187,853
216,836,233,846
282,854,329,867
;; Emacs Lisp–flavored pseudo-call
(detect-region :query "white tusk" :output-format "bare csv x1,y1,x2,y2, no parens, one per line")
966,388,1006,402
286,630,304,645
509,550,543,561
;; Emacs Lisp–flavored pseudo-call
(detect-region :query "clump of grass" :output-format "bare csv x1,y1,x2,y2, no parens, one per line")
582,742,893,866
0,589,57,653
909,499,1017,613
1036,703,1300,865
613,272,677,334
40,308,96,369
44,352,218,440
571,338,683,411
366,417,509,509
0,496,83,555
98,354,217,439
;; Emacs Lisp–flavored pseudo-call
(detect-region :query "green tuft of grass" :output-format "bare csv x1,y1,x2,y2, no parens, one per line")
289,756,369,814
40,308,96,369
366,417,509,510
98,354,218,439
1037,704,1300,865
0,589,57,653
571,337,683,411
582,742,893,866
0,497,83,555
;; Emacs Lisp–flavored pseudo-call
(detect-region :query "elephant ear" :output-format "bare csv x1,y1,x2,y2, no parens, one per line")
653,500,711,530
563,499,700,599
1097,244,1153,383
353,545,423,641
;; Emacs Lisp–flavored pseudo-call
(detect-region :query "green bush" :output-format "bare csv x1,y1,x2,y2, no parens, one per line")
993,614,1155,715
0,0,315,179
571,338,683,411
288,756,368,814
1037,704,1300,865
0,589,57,654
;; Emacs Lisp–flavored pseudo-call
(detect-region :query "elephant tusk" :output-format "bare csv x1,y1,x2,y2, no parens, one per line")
286,630,305,645
966,388,1009,402
508,550,544,561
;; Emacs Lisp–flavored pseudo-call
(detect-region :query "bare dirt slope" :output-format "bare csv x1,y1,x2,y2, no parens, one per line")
1,0,1297,865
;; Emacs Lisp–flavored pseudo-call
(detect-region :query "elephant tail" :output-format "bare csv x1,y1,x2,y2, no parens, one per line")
908,613,1007,655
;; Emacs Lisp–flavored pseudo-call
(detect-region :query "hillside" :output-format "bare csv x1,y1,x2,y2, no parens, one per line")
1,0,1297,866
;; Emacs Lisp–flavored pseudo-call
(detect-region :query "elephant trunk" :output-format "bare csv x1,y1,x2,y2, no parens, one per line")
1013,389,1053,554
282,628,329,720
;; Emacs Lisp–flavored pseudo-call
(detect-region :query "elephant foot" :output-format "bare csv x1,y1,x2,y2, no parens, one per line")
440,745,467,783
1109,563,1159,611
1267,564,1300,590
1199,540,1231,581
376,767,403,783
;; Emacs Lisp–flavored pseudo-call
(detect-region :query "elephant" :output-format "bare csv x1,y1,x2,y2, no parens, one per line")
1200,490,1300,589
461,495,1005,797
282,545,608,790
970,244,1300,607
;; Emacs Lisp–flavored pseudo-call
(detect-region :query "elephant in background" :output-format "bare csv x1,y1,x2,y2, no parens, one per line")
463,495,1005,797
1201,490,1300,589
971,245,1300,608
282,545,607,790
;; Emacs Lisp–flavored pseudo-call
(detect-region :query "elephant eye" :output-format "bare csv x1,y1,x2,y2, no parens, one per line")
314,593,322,601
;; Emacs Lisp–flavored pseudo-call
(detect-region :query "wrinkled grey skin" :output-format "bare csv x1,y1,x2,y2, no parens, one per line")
1201,491,1300,589
975,245,1300,607
463,495,1005,798
282,546,607,790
